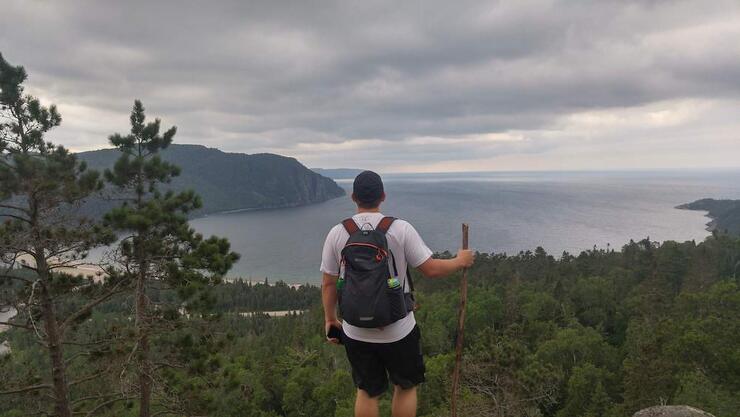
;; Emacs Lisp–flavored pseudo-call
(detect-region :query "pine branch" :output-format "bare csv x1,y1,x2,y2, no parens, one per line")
152,361,186,371
60,280,127,333
0,273,33,283
63,351,92,366
0,320,32,330
151,408,182,417
48,261,102,272
0,212,31,224
81,395,136,417
0,246,35,260
69,366,111,387
0,203,30,214
70,393,118,405
0,383,52,395
62,336,118,347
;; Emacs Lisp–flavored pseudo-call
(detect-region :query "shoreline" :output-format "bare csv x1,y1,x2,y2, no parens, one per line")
238,310,307,318
196,193,345,218
675,198,738,233
676,206,716,232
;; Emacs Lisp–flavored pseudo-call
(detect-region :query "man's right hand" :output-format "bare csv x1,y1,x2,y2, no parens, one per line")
325,319,342,344
456,249,474,269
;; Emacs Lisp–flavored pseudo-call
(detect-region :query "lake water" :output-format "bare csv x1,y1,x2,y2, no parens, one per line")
183,170,740,284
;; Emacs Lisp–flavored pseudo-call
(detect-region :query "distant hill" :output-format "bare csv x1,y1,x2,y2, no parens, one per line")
78,144,345,216
677,198,740,235
311,168,365,180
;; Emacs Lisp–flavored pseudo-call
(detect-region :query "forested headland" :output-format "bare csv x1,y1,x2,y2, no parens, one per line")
1,54,739,417
678,199,740,236
79,145,345,218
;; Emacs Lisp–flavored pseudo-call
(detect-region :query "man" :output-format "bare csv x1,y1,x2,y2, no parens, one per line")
320,170,475,417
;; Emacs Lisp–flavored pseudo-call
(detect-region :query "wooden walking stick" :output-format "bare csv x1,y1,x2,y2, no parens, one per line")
451,223,469,417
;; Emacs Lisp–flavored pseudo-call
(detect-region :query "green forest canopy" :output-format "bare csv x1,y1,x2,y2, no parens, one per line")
3,234,739,417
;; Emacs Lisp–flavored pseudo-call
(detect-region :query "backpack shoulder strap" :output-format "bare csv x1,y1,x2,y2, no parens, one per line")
376,216,396,234
341,218,359,235
377,216,416,292
406,265,415,292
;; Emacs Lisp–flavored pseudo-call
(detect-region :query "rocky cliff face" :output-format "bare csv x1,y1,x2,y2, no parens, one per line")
633,405,716,417
78,144,345,216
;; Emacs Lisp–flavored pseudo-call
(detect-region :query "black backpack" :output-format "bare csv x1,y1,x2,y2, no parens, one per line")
338,216,416,328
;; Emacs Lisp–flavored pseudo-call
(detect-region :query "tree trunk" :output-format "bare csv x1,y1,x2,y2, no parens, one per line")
31,192,73,417
38,271,73,417
136,271,151,417
135,141,152,417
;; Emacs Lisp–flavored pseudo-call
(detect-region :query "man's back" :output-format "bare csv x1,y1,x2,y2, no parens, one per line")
320,211,432,343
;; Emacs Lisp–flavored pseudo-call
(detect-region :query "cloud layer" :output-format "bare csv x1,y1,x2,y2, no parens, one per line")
1,0,739,171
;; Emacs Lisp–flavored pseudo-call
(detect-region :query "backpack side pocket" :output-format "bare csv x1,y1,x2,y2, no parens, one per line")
386,285,408,323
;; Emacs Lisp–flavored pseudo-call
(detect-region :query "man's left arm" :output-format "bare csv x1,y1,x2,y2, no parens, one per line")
320,227,342,344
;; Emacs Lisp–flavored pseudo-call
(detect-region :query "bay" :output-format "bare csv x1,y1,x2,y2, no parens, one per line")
185,169,740,284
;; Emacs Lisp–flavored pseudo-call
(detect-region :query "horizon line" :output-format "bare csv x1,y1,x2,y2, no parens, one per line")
72,143,740,176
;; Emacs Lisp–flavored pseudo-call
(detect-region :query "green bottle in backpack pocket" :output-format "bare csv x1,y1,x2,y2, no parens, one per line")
386,279,408,320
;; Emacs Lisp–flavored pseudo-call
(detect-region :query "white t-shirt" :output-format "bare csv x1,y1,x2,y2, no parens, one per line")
320,212,433,343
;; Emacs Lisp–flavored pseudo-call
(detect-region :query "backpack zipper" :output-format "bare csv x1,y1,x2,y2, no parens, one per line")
344,243,388,260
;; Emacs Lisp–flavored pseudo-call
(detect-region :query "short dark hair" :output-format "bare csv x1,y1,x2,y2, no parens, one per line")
353,171,384,208
356,196,383,209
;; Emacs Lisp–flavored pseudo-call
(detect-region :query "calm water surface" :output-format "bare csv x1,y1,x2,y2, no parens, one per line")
186,170,740,284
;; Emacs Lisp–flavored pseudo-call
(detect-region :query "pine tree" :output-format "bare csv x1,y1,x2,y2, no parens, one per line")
0,53,119,417
103,100,239,417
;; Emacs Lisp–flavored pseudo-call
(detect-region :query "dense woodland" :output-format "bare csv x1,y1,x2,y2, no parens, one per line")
3,236,740,417
2,55,739,417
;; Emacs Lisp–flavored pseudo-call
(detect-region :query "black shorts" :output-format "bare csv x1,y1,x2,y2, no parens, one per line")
342,325,426,397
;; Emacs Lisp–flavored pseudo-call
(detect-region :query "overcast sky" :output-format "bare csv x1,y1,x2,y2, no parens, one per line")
1,0,739,172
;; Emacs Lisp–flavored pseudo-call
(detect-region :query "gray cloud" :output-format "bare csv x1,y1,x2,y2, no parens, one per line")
1,0,739,171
